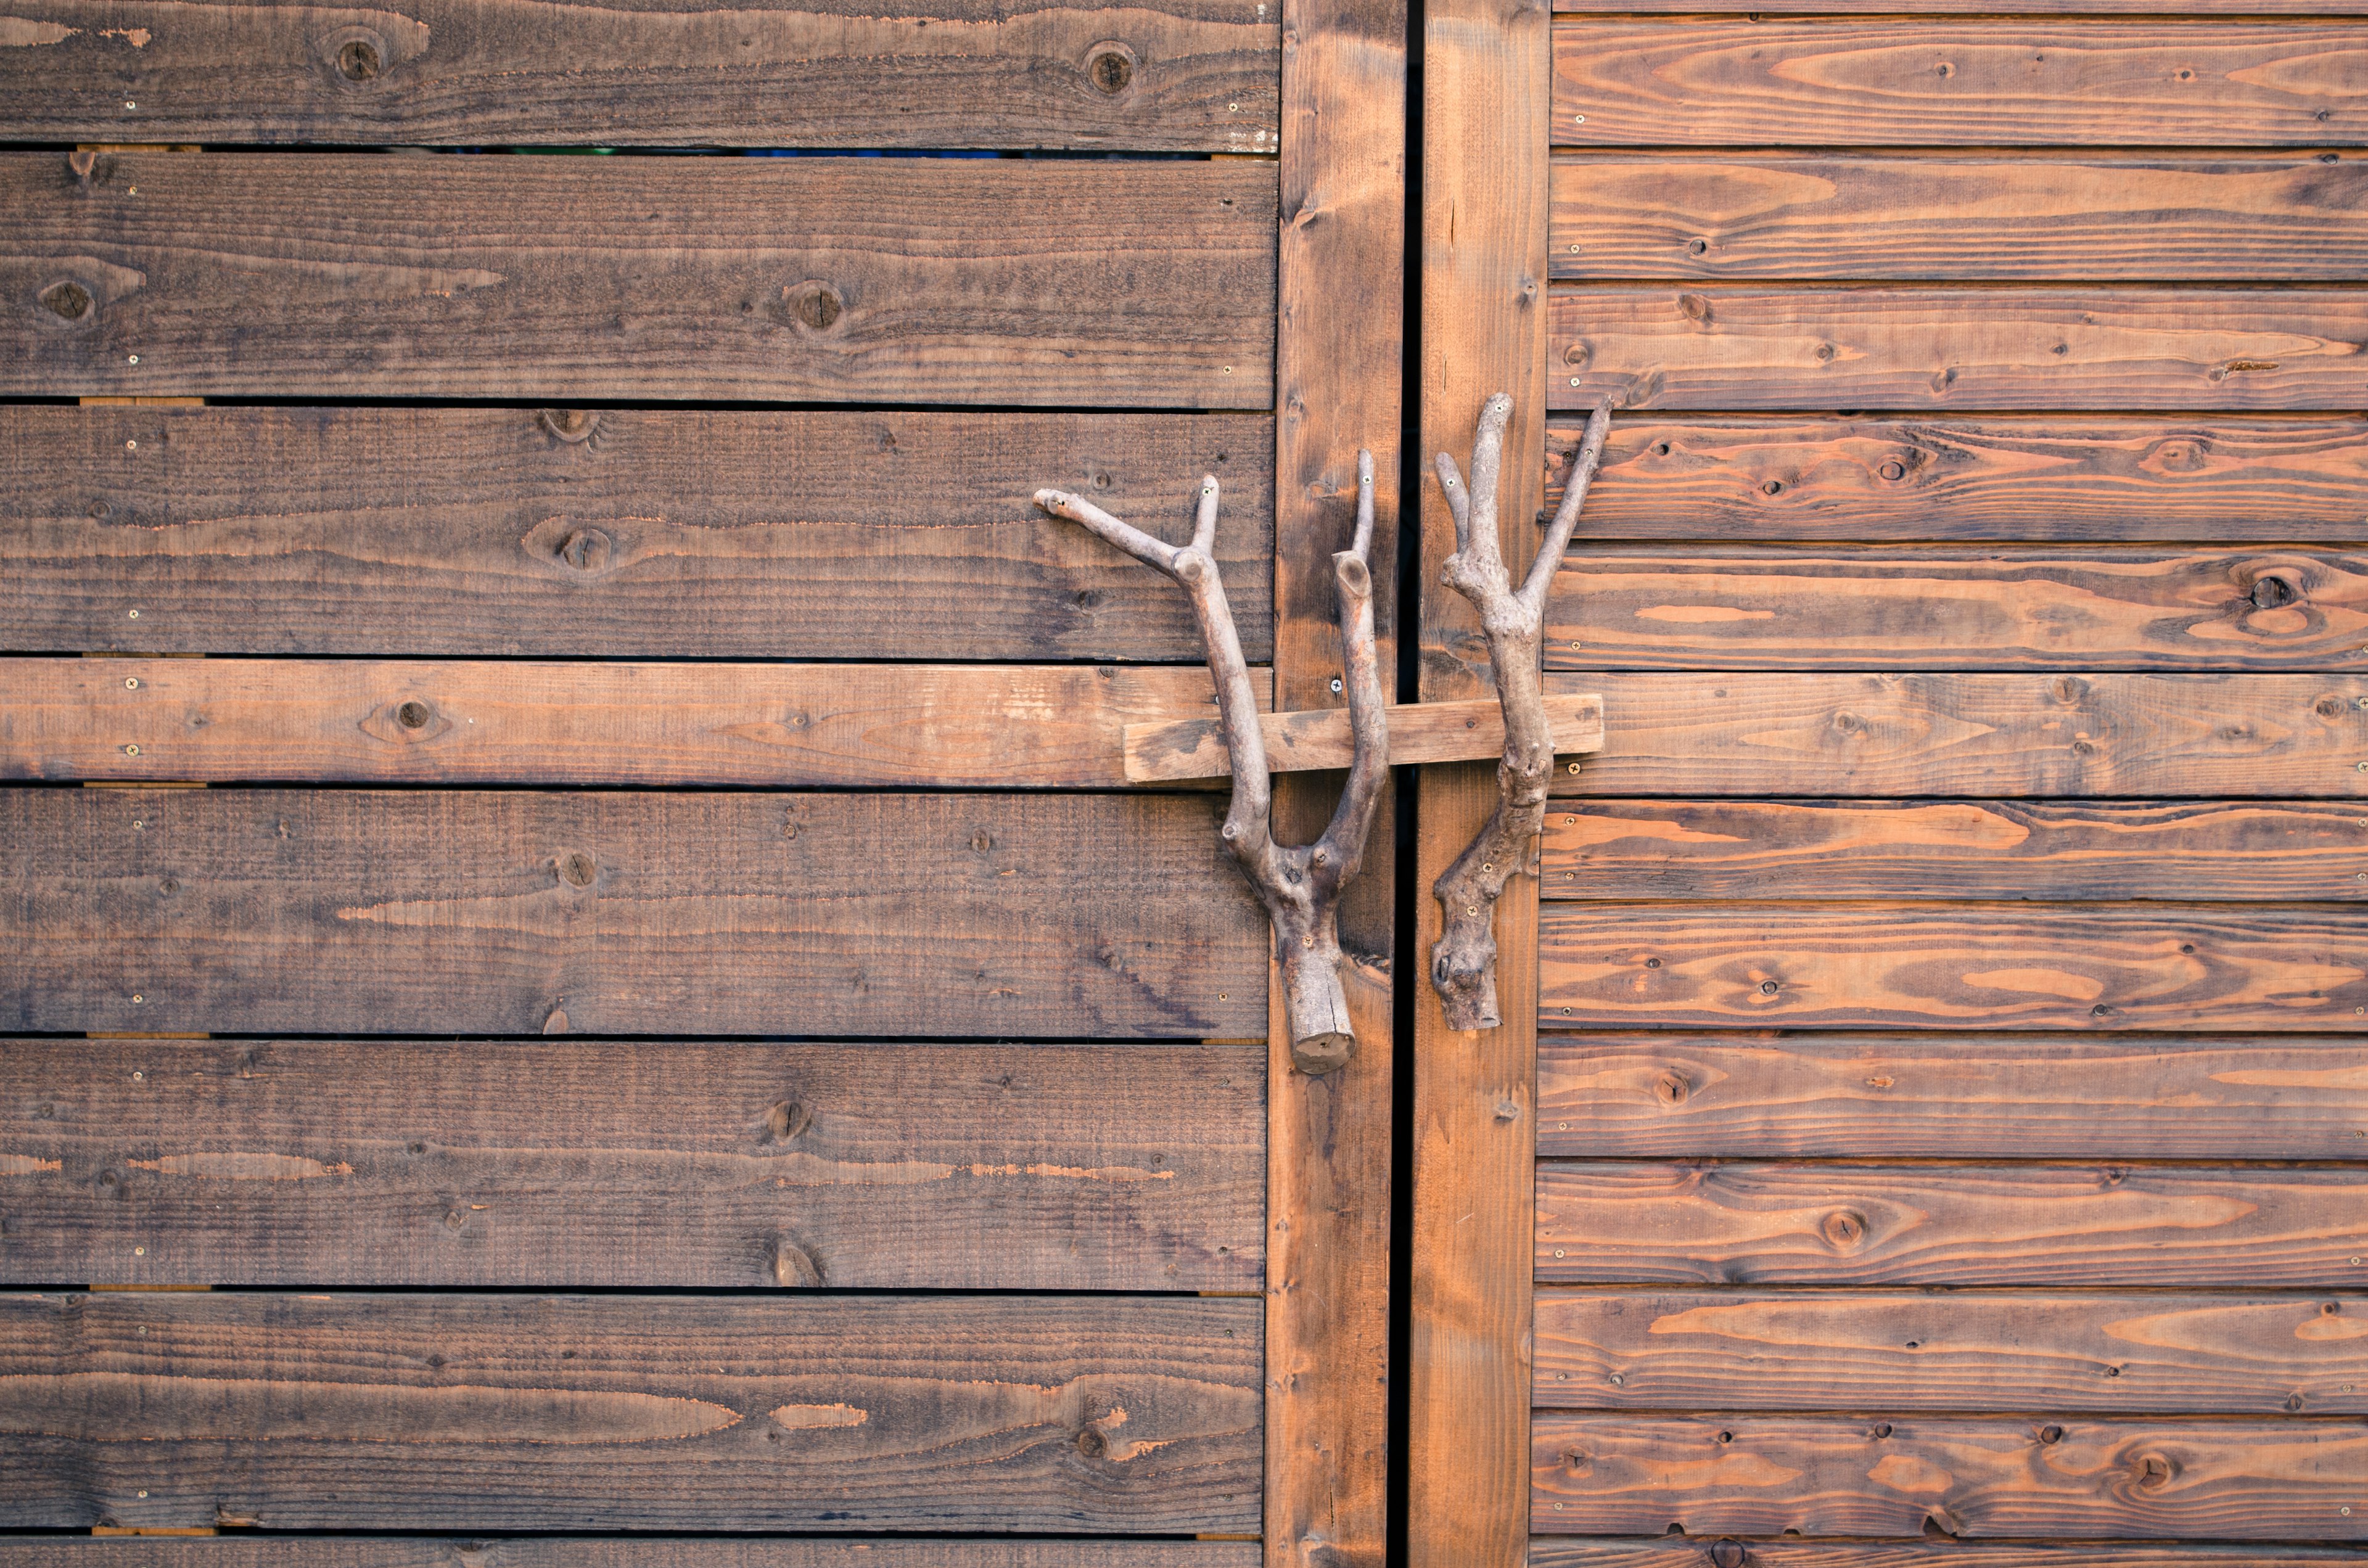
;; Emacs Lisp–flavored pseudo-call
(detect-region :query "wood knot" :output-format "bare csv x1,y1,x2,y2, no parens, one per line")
538,408,599,444
2134,1452,2173,1490
1656,1072,1688,1105
396,699,432,731
1709,1543,1747,1568
2251,575,2298,609
2039,1424,2064,1444
1085,41,1137,94
39,279,92,323
1878,459,1906,481
778,280,845,335
556,528,611,573
1560,1448,1590,1476
337,36,383,80
763,1099,812,1143
772,1238,822,1287
557,852,596,888
1075,1426,1109,1459
318,25,393,88
1822,1210,1866,1250
1677,292,1711,322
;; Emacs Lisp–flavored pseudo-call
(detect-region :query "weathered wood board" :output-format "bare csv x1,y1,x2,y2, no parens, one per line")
0,1038,1262,1290
0,1547,1259,1568
1536,1033,2368,1159
0,1291,1263,1533
2,152,1275,405
0,789,1267,1038
0,406,1275,661
1532,1546,2368,1568
1125,691,1602,781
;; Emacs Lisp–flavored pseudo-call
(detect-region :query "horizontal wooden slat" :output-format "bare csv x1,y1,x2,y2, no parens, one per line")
0,789,1265,1038
1541,901,2368,1032
1536,1291,2368,1414
1551,287,2368,412
1124,691,1602,781
0,1546,1257,1568
0,406,1274,660
1537,1033,2368,1159
1546,549,2368,671
1544,802,2368,902
1553,154,2368,282
2,152,1274,406
1534,1413,2367,1539
1547,673,2368,798
1553,414,2368,543
1554,21,2368,147
1533,1545,2367,1568
0,659,1254,788
1536,1164,2368,1287
0,0,1276,150
0,1038,1260,1290
0,1291,1261,1533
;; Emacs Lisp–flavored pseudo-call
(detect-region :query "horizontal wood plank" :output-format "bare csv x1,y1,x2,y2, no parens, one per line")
1536,1291,2368,1414
1543,802,2368,902
1550,287,2368,412
0,1546,1257,1568
0,789,1267,1038
1541,901,2368,1032
1534,1413,2367,1538
1554,21,2368,147
1537,1033,2368,1159
2,152,1274,406
1124,691,1601,781
0,659,1253,788
1533,1545,2368,1568
0,1038,1260,1290
1547,549,2368,671
0,406,1274,660
1546,673,2368,799
0,0,1277,150
1553,414,2368,543
0,1291,1261,1533
1536,1163,2368,1287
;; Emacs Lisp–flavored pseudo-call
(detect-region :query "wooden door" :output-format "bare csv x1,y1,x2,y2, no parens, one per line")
1413,0,2368,1561
0,4,1400,1561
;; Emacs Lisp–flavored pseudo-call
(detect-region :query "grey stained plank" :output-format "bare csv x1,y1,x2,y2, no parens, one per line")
0,789,1267,1038
0,1291,1263,1533
0,1038,1262,1290
0,1548,1259,1568
2,151,1275,406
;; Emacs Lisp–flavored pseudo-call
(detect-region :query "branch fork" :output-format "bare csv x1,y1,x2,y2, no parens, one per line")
1429,393,1613,1031
1036,458,1388,1074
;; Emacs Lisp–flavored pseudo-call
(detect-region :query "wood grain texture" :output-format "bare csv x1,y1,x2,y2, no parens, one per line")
1537,1033,2368,1159
1536,1291,2368,1414
1542,801,2368,902
1546,549,2368,672
1535,1163,2368,1287
1532,1545,2368,1568
0,0,1277,150
1553,21,2368,147
1550,287,2368,413
1128,691,1601,781
1540,901,2368,1032
2,152,1275,406
1552,154,2368,283
0,658,1250,788
0,405,1275,660
0,789,1266,1038
1556,0,2368,10
0,1037,1261,1289
1532,1413,2368,1539
1553,414,2368,543
0,1291,1262,1533
1545,673,2368,799
0,1546,1259,1568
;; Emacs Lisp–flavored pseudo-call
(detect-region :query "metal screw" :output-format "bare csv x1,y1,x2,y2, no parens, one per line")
133,1248,144,1258
1570,377,1581,386
128,609,139,619
131,994,143,1004
127,355,139,364
1609,1373,1622,1384
1553,1248,1565,1257
124,744,139,756
126,439,137,450
136,1488,146,1496
1572,113,1585,123
1568,761,1581,773
125,101,136,109
1330,677,1343,694
131,1071,143,1081
125,677,138,689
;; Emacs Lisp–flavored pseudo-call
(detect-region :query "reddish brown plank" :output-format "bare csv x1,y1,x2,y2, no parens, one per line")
1536,1033,2368,1160
0,406,1274,661
1551,287,2368,413
1553,415,2368,543
1558,0,2368,10
1536,1291,2368,1414
1533,1545,2366,1568
0,1547,1258,1568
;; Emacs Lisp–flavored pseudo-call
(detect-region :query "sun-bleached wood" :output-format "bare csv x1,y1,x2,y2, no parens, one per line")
1126,691,1602,782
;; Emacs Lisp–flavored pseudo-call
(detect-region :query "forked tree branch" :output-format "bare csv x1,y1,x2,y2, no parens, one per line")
1036,456,1388,1073
1428,393,1613,1030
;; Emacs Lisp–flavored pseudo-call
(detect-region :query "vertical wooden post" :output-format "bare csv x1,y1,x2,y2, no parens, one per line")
1408,0,1549,1555
1267,0,1405,1556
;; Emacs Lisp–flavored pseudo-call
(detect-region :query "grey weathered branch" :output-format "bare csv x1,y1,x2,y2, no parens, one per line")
1036,456,1388,1073
1428,393,1613,1031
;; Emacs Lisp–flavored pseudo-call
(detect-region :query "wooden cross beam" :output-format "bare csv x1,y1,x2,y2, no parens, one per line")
1123,691,1603,783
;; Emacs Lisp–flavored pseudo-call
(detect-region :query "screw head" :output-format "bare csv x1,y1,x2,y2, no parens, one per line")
125,676,138,689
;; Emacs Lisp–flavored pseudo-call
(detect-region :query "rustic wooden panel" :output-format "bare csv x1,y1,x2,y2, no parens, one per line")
1542,802,2368,902
1550,287,2368,413
1555,415,2368,543
1535,1163,2368,1286
1129,691,1601,781
0,1037,1261,1289
0,659,1250,788
1546,673,2368,799
1532,1413,2368,1538
2,152,1274,406
1545,549,2368,672
0,789,1266,1038
0,0,1276,150
1536,1033,2368,1159
1536,1291,2368,1414
0,1291,1262,1533
1541,900,2368,1032
0,406,1274,660
1553,21,2368,147
0,1546,1259,1568
1553,154,2368,282
1533,1545,2368,1568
